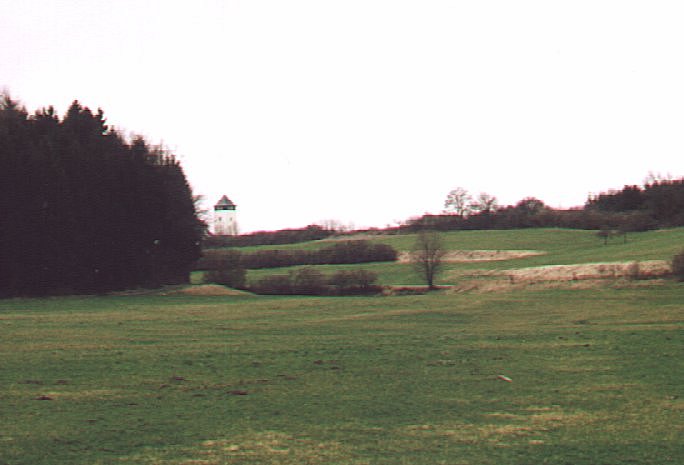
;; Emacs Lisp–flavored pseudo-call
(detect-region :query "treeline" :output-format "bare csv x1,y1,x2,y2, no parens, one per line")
404,203,657,232
203,225,334,248
402,180,684,233
197,240,397,270
0,96,203,296
586,179,684,226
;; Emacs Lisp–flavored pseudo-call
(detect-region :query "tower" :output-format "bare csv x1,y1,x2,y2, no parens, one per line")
213,195,238,235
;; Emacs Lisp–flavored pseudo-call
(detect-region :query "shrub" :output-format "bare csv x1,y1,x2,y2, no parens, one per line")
328,269,380,295
672,250,684,281
290,267,327,295
250,274,293,295
242,249,305,269
248,267,381,295
321,241,398,264
203,250,246,289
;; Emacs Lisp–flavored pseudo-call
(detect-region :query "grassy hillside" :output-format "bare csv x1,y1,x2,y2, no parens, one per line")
236,228,684,287
1,286,682,464
222,227,684,256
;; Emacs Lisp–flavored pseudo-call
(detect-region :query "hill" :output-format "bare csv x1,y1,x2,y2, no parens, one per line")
227,227,684,288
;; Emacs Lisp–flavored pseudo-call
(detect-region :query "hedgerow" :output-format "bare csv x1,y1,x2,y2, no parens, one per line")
197,240,397,271
249,268,381,296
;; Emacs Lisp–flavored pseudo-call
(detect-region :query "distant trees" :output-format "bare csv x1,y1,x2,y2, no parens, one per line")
0,95,203,296
586,179,684,227
410,230,446,290
444,187,472,217
471,192,498,214
318,219,354,233
513,197,547,215
401,176,684,234
444,188,499,218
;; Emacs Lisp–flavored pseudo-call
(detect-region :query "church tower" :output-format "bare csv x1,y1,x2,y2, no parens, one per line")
213,195,238,235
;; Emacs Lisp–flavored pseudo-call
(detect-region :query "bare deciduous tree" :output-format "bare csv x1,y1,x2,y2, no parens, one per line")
471,192,498,214
318,219,352,233
411,230,446,290
444,187,472,217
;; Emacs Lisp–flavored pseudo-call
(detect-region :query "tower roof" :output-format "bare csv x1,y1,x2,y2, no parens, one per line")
215,195,236,208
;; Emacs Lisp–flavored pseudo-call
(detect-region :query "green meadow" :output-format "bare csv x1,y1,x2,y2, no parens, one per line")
239,228,684,286
2,228,683,464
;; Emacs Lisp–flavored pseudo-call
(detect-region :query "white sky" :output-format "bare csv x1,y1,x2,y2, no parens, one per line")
2,1,683,232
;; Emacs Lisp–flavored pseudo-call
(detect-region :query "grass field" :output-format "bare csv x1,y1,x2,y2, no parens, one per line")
211,228,684,286
1,288,682,464
2,228,683,464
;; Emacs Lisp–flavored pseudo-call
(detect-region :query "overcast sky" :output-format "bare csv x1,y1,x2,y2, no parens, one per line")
2,1,683,232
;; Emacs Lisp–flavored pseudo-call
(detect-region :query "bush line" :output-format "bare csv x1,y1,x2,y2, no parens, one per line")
196,240,397,271
249,268,382,296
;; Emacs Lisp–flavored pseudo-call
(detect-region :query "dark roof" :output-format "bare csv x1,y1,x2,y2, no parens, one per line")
215,195,236,207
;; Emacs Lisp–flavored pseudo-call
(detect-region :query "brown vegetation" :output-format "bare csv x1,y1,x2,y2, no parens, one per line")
398,249,545,263
250,268,381,296
197,240,397,271
163,285,250,296
503,260,670,282
443,260,672,294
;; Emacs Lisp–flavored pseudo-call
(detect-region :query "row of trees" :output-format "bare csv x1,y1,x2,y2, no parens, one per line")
0,95,203,296
443,187,498,217
586,178,684,226
401,180,684,233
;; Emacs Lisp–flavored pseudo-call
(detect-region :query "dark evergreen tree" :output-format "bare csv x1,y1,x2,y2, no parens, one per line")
0,95,202,296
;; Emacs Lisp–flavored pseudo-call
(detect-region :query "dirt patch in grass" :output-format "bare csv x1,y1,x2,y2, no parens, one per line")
110,284,251,297
398,249,545,263
163,285,252,297
446,279,607,294
405,406,595,446
168,432,360,465
450,278,673,294
41,388,121,401
504,260,670,282
447,260,672,293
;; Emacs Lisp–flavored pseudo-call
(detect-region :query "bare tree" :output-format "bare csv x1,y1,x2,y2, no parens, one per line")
318,219,354,233
411,230,447,290
444,187,472,217
471,192,498,214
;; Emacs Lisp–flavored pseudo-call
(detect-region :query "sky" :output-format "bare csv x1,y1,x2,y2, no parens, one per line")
2,1,683,233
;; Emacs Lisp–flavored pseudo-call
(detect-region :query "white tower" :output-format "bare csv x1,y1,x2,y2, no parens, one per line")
213,195,238,235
